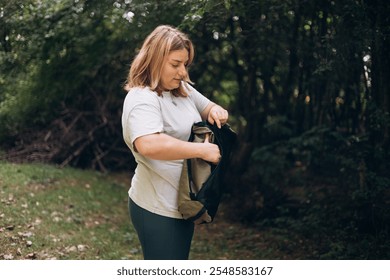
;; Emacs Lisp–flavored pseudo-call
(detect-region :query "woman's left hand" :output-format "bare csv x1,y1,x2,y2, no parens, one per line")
207,105,229,129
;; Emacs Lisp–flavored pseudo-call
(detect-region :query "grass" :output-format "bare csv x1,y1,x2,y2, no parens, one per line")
0,162,141,260
0,161,312,260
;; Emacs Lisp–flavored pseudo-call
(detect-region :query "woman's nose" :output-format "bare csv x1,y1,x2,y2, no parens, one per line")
178,65,186,77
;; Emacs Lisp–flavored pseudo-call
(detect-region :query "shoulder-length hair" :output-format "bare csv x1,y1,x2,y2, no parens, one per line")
124,25,194,97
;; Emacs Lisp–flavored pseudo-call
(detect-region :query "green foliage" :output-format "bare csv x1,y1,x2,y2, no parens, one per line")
1,1,118,132
245,126,390,259
1,0,387,152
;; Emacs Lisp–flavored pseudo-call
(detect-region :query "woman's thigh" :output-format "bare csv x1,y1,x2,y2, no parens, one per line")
129,198,194,260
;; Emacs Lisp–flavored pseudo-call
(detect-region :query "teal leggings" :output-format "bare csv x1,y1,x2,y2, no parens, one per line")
128,198,194,260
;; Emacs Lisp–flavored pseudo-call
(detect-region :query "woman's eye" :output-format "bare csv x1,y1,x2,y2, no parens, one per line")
172,64,179,68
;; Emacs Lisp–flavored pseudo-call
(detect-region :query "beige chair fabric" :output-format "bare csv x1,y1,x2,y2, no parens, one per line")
178,125,214,224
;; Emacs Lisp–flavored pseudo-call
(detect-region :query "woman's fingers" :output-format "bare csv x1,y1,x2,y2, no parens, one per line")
208,106,228,129
202,136,221,164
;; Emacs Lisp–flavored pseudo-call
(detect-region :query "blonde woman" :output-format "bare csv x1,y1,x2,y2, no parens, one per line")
121,25,228,260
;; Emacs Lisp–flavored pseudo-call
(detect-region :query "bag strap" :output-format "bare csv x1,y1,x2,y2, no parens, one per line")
187,158,196,199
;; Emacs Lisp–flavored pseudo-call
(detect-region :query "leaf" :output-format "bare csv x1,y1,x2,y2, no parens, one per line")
25,253,37,259
77,244,87,252
3,254,14,260
65,245,77,253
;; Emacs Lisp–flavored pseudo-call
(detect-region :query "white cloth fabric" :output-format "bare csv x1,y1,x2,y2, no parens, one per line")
122,83,210,218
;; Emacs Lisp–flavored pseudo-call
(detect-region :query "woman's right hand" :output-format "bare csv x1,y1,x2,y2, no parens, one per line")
201,134,221,164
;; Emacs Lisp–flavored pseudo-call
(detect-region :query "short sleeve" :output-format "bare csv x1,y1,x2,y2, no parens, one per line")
122,88,163,151
185,83,210,113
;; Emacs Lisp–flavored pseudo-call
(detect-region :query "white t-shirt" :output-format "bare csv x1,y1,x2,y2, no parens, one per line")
122,83,210,218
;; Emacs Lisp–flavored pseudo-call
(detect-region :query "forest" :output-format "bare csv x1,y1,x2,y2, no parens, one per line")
1,0,389,259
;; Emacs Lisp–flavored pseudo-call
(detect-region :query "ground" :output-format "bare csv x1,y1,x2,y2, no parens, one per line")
0,162,317,260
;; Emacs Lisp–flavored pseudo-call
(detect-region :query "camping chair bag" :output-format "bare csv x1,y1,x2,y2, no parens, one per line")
178,121,236,224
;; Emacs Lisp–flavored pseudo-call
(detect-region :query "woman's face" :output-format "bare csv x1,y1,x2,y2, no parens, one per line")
160,49,188,91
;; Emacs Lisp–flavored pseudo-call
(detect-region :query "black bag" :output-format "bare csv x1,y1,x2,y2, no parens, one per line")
178,121,237,224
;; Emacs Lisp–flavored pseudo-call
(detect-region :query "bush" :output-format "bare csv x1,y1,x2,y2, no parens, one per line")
231,126,389,259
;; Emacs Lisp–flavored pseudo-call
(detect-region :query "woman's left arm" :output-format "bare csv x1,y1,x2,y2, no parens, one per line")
201,102,229,128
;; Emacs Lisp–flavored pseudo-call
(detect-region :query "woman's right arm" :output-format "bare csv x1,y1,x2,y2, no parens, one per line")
134,133,221,164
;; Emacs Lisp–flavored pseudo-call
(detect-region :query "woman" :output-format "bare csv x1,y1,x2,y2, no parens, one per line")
121,25,229,260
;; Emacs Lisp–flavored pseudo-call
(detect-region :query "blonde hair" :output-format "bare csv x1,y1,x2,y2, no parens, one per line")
124,25,194,97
